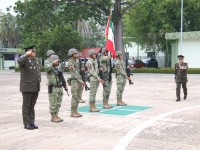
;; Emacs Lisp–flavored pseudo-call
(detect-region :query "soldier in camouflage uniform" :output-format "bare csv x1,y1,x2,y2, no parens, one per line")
45,55,64,123
174,55,188,101
45,50,55,80
68,48,85,118
100,48,113,109
87,49,104,112
115,51,130,106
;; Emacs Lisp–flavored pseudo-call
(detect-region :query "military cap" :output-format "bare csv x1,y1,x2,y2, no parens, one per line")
177,55,184,59
101,48,108,54
68,48,78,57
50,54,59,61
116,51,122,57
88,49,96,56
24,45,36,52
47,50,55,57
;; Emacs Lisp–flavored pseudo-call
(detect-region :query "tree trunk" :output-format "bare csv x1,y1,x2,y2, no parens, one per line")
113,0,125,58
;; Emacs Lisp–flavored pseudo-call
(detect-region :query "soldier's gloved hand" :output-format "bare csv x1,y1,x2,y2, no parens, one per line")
99,79,104,84
127,77,131,80
53,60,59,65
81,82,86,86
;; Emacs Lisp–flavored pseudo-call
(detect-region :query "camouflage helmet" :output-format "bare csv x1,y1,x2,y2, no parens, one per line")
46,50,55,57
101,48,108,54
50,54,59,61
68,48,78,57
88,49,96,56
116,51,122,57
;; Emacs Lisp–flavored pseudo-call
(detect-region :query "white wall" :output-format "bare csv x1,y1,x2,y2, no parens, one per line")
178,39,200,68
125,43,165,67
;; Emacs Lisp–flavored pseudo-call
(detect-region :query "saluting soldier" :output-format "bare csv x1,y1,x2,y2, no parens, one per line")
45,50,55,79
17,45,41,130
174,55,188,101
68,48,85,118
87,49,104,112
115,51,130,106
45,55,64,123
100,48,113,109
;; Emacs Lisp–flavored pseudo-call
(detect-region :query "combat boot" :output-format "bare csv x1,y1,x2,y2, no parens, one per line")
55,112,63,122
79,99,85,103
106,99,113,109
51,113,60,123
75,107,82,117
120,100,127,106
117,99,124,106
89,102,100,112
71,107,80,118
103,100,110,109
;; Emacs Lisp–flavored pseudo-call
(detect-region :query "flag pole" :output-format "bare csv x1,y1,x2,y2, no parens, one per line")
180,0,184,55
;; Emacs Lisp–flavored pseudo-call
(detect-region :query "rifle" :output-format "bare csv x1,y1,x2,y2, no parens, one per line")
58,71,69,96
125,58,134,85
97,54,107,89
79,58,90,91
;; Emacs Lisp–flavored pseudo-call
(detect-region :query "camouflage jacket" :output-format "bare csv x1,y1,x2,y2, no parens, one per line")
100,55,111,80
45,60,62,86
87,58,100,82
174,63,188,82
68,58,83,83
115,59,127,78
17,55,41,92
44,57,53,79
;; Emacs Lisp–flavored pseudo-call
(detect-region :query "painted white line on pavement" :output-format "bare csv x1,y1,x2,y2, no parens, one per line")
112,105,200,150
118,109,139,112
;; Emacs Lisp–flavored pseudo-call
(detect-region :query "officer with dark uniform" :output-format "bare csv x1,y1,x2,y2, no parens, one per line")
174,55,188,102
17,45,41,130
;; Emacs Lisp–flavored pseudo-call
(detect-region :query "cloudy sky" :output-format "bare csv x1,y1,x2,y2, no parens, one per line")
0,0,19,14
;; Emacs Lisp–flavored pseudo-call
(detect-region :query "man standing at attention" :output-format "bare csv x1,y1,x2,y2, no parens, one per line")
17,45,41,130
174,55,188,102
68,48,85,118
100,48,113,109
115,51,130,106
87,49,104,112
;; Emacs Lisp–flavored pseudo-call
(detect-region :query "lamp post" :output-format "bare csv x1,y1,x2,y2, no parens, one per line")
180,0,184,55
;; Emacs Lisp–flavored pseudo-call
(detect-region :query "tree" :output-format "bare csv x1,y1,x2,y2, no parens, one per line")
124,0,200,54
0,12,22,48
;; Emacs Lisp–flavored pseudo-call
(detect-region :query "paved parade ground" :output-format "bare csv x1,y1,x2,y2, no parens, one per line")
0,71,200,150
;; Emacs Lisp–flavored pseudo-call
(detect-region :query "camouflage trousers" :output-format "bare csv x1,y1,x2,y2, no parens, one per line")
48,87,63,113
89,81,99,102
71,80,83,107
116,76,126,100
103,80,112,100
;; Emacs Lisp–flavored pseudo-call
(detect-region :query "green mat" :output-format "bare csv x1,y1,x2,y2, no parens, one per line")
76,103,152,116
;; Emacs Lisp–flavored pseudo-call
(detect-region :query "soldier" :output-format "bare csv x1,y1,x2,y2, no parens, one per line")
115,51,131,106
45,50,55,76
17,45,41,130
68,48,85,118
45,54,64,123
174,55,188,101
99,48,113,109
87,49,104,112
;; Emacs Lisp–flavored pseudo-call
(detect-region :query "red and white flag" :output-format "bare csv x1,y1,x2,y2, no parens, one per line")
105,16,116,58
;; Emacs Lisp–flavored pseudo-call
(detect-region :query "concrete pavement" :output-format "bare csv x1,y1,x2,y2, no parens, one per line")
0,71,200,150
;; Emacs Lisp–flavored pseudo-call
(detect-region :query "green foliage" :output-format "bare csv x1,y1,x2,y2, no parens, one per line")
124,0,200,53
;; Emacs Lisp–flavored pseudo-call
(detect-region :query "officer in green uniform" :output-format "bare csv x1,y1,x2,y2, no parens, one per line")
100,48,113,109
45,55,64,122
174,55,188,101
17,45,41,130
115,51,130,106
87,49,104,112
68,48,85,118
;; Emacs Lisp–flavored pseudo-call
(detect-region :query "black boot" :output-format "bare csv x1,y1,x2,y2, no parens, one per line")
184,95,187,100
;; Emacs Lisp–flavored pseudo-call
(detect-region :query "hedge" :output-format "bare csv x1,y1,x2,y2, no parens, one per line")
15,67,200,74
